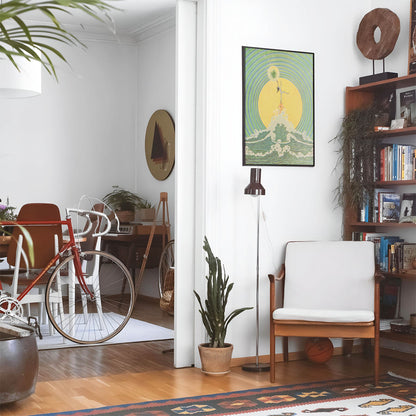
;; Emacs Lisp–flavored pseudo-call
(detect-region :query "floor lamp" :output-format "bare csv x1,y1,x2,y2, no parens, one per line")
242,168,270,372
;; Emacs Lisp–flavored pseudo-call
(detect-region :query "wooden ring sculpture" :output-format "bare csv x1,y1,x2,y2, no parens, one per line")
356,8,400,60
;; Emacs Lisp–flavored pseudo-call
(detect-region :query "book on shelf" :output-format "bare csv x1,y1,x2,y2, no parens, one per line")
399,193,416,223
379,192,400,223
379,144,416,182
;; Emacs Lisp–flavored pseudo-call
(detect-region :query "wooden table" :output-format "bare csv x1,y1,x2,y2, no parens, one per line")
102,223,170,284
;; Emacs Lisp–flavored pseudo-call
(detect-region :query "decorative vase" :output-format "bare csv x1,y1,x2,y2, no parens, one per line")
198,343,233,376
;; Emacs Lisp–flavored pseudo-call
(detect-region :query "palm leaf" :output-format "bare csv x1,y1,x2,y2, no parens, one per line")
0,0,117,79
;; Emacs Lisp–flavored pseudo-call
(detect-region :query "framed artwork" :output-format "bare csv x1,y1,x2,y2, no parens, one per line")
145,110,175,181
242,46,314,166
409,0,416,74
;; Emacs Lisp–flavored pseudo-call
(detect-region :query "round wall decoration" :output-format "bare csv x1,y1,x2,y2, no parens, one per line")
356,8,400,60
145,110,175,181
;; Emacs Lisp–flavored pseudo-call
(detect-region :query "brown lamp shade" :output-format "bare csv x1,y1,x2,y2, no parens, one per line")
244,168,265,196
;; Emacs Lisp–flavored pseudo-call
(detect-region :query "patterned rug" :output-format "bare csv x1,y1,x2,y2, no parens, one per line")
31,373,415,416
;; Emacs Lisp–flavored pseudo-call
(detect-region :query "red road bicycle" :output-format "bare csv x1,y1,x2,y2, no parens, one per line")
0,208,135,344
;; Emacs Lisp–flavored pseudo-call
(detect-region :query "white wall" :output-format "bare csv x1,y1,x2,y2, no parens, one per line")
135,26,176,298
193,0,412,362
0,39,138,213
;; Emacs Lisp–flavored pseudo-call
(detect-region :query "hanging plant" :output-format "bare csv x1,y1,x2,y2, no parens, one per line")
333,106,378,210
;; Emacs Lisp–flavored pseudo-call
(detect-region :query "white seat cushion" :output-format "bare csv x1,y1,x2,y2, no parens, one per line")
273,307,374,323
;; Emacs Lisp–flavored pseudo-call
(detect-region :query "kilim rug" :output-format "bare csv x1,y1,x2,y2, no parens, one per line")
30,373,415,416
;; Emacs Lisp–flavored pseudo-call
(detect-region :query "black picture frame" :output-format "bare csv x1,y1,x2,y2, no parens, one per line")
242,46,315,167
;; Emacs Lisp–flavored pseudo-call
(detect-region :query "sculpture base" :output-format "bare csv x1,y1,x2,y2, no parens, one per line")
359,72,398,85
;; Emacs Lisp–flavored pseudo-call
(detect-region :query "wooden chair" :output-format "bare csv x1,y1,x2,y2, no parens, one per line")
269,241,381,385
0,203,63,324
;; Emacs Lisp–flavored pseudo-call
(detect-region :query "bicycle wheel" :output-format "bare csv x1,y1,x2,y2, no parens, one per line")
158,240,174,297
45,250,135,344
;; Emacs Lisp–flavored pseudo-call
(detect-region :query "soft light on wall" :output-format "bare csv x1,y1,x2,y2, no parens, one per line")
0,56,41,98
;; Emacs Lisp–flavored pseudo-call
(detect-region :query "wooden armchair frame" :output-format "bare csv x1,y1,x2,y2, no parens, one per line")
269,242,382,386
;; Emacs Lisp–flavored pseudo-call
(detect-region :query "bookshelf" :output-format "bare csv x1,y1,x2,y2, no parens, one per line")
343,73,416,350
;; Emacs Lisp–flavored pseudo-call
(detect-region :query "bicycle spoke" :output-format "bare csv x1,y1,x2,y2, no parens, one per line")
45,250,135,344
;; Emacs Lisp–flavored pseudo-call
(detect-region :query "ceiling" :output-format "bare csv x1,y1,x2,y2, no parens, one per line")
26,0,176,39
101,0,176,35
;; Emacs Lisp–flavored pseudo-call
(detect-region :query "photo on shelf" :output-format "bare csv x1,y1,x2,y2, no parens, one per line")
399,193,416,223
380,192,401,223
396,86,416,127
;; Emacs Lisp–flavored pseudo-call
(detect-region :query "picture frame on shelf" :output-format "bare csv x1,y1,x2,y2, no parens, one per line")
390,118,406,129
242,46,314,167
395,86,416,127
399,193,416,223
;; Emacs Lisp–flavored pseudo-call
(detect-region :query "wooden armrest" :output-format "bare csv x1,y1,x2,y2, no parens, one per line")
268,264,285,283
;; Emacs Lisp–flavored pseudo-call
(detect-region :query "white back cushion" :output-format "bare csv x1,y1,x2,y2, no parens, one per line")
284,241,375,311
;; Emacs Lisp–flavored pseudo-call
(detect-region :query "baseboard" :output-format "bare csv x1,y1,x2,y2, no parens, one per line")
138,294,159,304
380,347,416,363
231,346,351,367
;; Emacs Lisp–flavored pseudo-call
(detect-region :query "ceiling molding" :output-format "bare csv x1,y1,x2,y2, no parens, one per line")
129,11,176,43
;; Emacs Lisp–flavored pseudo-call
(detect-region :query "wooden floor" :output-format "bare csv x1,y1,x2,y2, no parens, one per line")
1,300,415,416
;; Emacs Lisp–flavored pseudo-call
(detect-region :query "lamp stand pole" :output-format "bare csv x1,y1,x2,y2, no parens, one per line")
242,196,270,372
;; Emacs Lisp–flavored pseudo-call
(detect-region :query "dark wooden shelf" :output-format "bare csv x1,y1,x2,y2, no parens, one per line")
350,221,416,228
374,180,416,186
374,126,416,138
382,271,416,281
344,74,416,349
381,330,416,344
347,73,416,92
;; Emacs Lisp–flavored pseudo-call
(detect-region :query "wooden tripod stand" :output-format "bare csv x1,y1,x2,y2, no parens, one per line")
135,192,171,292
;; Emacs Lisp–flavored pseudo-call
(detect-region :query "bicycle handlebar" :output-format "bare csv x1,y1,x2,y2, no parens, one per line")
66,208,112,238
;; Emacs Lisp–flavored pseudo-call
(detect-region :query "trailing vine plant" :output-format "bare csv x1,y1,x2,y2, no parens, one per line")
333,106,377,211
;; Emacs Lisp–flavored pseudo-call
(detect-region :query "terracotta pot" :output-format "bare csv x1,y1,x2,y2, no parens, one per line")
198,343,233,376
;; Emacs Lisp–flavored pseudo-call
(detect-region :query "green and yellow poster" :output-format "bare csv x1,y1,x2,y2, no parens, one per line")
243,46,314,166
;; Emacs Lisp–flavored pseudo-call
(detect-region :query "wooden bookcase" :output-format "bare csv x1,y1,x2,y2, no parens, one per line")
343,74,416,348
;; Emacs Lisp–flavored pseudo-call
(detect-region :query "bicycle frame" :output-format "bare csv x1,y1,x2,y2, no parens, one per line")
0,216,93,303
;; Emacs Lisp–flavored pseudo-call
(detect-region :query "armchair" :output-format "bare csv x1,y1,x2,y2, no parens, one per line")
269,241,381,385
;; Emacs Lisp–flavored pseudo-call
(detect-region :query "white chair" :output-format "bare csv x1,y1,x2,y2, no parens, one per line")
269,241,381,385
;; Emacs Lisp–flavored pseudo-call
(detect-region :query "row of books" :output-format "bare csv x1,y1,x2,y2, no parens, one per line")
360,192,416,224
352,233,416,273
379,144,416,181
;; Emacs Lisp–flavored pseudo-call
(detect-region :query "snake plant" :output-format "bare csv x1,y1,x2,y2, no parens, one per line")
0,0,116,79
194,237,252,348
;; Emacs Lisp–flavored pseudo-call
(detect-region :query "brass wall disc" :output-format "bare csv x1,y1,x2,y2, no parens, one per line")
356,8,400,60
145,110,175,181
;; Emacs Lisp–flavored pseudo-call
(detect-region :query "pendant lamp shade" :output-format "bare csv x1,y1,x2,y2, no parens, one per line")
0,57,41,98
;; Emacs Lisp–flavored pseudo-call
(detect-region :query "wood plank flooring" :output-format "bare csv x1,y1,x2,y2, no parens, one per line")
1,299,415,416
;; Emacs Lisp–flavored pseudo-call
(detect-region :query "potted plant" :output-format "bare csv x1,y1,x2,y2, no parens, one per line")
103,186,146,223
194,237,252,375
0,198,16,256
136,199,155,222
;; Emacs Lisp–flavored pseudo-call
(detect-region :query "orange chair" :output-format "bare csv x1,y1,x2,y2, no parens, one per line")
0,203,63,323
269,241,381,385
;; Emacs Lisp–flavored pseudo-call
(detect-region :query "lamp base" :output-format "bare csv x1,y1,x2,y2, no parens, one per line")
242,362,270,372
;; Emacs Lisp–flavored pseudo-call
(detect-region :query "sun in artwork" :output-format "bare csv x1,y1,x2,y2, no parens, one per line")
258,66,302,130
